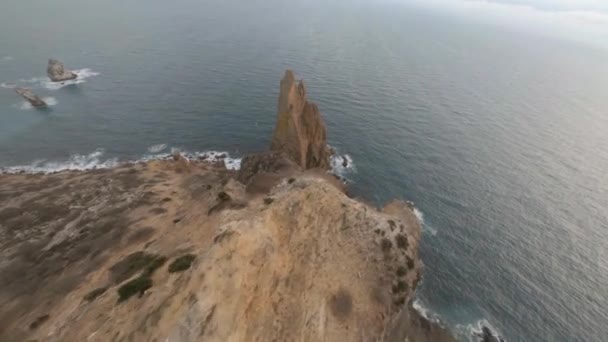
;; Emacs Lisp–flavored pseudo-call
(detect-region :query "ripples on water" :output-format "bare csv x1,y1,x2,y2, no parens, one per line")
1,1,607,341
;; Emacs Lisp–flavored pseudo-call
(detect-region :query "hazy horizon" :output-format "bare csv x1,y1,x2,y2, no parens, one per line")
382,0,608,51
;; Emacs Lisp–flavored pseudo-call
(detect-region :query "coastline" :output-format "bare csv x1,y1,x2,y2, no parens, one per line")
0,158,455,341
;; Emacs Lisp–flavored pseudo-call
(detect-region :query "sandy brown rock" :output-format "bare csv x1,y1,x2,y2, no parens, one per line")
270,70,331,169
47,58,77,82
0,160,453,342
14,88,46,108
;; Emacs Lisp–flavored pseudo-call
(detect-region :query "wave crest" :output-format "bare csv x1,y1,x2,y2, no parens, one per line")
455,319,506,342
412,207,438,236
0,149,118,174
18,68,100,90
142,146,242,171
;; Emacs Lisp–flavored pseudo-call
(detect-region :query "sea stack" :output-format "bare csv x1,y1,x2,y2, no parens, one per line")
14,88,46,108
47,59,77,82
0,71,456,342
270,70,331,169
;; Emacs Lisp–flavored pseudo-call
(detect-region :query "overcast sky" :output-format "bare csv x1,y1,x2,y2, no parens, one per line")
482,0,608,12
397,0,608,49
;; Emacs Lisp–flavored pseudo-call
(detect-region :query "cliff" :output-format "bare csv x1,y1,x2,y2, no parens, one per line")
0,71,455,342
270,70,331,170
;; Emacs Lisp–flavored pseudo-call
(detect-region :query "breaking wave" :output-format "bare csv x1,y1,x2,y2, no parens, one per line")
412,298,444,324
0,149,118,174
18,68,99,90
0,147,243,174
412,207,438,236
454,319,506,342
1,82,17,89
413,300,505,342
147,144,168,153
142,148,242,170
329,146,356,183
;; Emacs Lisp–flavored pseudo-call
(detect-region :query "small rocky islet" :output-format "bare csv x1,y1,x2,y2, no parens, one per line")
0,70,458,342
12,58,77,108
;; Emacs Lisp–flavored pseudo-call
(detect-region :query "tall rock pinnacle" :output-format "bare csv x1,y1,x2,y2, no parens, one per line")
270,70,331,169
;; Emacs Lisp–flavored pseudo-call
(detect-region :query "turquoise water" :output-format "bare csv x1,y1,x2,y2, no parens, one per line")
1,0,607,341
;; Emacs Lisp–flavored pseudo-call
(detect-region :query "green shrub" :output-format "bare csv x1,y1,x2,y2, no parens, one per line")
406,256,415,269
109,251,165,284
168,254,196,273
117,276,152,302
110,252,156,284
395,234,408,250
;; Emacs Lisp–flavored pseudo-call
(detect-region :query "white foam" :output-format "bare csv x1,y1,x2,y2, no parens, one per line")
454,319,505,342
1,56,13,61
147,144,168,153
1,149,118,174
0,147,241,174
412,298,443,324
191,151,242,170
19,68,99,90
1,82,16,89
412,207,438,236
142,148,242,171
16,96,58,110
413,207,424,223
329,149,356,181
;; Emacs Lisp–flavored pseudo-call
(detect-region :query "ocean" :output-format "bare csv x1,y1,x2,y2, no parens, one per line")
1,0,607,341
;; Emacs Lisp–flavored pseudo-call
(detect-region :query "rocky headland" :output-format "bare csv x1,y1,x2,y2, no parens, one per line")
0,71,455,342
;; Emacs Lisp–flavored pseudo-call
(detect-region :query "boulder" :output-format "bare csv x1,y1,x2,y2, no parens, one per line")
47,59,77,82
270,70,331,169
14,88,46,108
479,326,505,342
237,151,297,184
171,151,190,173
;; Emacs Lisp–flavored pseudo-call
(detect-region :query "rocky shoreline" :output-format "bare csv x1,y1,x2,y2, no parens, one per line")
0,71,456,342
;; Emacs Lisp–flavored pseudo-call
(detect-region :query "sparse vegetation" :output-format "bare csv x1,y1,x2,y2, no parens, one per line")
149,207,167,215
29,314,50,330
168,254,196,273
395,234,408,250
396,266,407,277
117,276,152,302
406,256,415,269
380,238,393,252
83,287,108,302
392,280,408,294
394,297,406,307
264,197,274,205
127,227,155,244
109,251,165,284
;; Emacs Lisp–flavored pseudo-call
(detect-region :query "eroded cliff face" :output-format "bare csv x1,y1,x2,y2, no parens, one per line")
0,159,452,342
270,70,331,170
0,70,455,342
